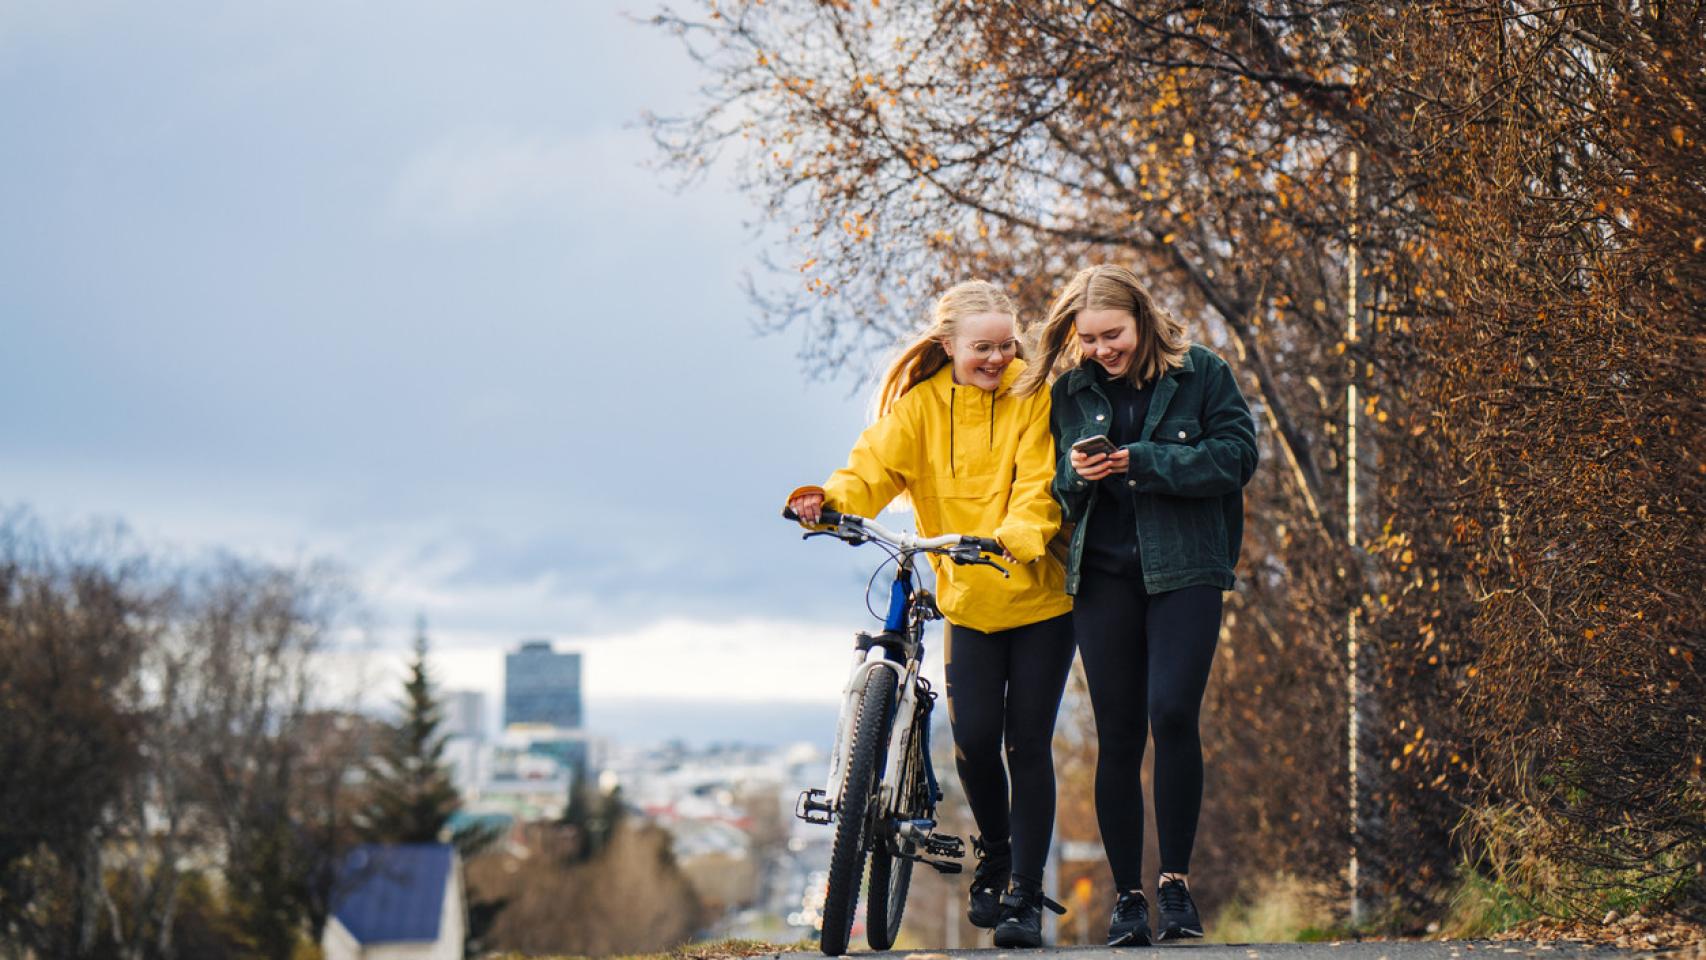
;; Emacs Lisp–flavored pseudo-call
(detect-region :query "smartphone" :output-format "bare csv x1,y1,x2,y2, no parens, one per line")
1071,434,1118,458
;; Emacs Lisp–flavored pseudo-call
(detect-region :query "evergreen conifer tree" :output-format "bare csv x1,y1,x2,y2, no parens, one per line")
360,616,461,844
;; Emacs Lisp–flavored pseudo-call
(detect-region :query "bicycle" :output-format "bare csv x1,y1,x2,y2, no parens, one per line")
783,506,1009,956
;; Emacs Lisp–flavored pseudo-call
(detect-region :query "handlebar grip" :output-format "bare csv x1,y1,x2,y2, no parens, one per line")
964,536,1004,555
782,506,845,525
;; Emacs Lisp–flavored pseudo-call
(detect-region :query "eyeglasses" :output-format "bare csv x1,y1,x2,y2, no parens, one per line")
966,338,1021,360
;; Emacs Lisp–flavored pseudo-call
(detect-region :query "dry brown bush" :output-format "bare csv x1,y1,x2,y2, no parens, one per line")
466,821,707,957
1365,1,1706,918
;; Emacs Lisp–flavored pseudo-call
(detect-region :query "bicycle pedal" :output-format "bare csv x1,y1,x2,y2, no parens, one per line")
923,834,965,859
794,788,832,825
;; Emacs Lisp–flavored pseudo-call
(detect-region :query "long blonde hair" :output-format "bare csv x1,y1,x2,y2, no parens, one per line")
1013,265,1189,396
874,280,1020,419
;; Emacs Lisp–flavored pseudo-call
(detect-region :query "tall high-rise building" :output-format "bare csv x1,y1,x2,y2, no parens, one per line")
504,640,582,730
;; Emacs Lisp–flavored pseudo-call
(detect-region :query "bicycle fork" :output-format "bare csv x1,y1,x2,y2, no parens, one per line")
795,643,902,824
794,636,964,874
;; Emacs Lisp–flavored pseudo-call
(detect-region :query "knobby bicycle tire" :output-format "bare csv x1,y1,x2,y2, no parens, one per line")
818,668,895,957
866,832,913,950
869,682,933,950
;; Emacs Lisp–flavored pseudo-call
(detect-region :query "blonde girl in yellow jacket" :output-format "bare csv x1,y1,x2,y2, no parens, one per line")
788,280,1073,946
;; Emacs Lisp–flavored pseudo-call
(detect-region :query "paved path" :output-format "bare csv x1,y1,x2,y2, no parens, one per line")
757,942,1638,960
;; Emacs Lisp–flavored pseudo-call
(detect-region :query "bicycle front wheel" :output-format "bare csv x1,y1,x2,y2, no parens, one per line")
819,668,896,957
866,837,913,950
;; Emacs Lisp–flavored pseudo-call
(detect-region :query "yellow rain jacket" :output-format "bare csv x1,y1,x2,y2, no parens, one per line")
790,360,1071,633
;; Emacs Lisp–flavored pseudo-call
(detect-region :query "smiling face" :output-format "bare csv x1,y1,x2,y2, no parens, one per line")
942,311,1020,391
1075,307,1141,378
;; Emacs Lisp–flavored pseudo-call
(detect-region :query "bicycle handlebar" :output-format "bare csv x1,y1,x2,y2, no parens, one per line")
783,506,844,526
781,506,1007,570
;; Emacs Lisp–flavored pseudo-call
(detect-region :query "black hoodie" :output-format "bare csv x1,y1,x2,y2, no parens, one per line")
1081,362,1155,580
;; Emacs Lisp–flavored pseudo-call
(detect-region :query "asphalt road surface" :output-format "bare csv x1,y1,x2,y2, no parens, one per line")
757,942,1638,960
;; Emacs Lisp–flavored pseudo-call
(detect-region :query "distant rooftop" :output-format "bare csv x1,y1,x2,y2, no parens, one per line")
331,843,453,944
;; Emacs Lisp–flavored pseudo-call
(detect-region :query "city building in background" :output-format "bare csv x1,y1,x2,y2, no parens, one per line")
441,690,486,797
461,726,608,822
443,688,487,740
504,640,582,730
447,641,601,822
503,722,594,780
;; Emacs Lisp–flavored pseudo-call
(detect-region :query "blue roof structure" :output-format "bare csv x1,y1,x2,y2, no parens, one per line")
331,843,454,944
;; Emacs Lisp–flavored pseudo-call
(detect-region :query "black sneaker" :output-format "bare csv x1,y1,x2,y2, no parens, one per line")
1108,889,1152,946
967,836,1011,929
993,886,1066,949
1156,877,1204,941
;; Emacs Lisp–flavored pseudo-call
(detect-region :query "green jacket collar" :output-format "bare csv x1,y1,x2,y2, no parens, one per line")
1062,348,1195,395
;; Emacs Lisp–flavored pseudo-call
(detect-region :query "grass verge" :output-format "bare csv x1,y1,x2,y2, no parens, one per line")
1209,872,1356,943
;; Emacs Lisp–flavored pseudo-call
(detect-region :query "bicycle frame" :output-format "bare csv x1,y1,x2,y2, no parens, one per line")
822,556,926,812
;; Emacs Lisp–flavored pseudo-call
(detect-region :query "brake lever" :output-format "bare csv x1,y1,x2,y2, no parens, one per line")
804,527,867,545
946,549,1009,578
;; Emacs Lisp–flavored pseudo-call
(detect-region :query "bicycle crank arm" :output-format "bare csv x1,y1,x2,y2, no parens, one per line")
892,848,964,874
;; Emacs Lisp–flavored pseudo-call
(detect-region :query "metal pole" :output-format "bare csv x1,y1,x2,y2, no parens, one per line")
1345,148,1363,928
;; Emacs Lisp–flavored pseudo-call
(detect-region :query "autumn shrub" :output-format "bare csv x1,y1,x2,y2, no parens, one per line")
1367,1,1706,919
1209,872,1340,944
466,820,708,957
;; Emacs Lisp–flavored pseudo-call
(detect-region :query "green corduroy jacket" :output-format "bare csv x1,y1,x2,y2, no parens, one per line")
1049,344,1258,595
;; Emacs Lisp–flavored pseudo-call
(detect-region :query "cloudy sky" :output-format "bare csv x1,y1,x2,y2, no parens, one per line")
0,1,929,738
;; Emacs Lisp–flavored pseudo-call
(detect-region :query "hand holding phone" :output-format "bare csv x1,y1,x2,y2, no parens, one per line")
1071,434,1118,458
1069,434,1128,481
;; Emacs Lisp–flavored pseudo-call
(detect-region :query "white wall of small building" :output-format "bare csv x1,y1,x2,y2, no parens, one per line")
321,917,362,960
438,860,467,960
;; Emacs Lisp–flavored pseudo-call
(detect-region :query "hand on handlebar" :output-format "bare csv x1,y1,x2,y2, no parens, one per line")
788,491,826,525
962,536,1015,564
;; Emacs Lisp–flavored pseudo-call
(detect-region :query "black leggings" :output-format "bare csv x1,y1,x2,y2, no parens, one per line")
943,612,1075,890
1073,570,1223,890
